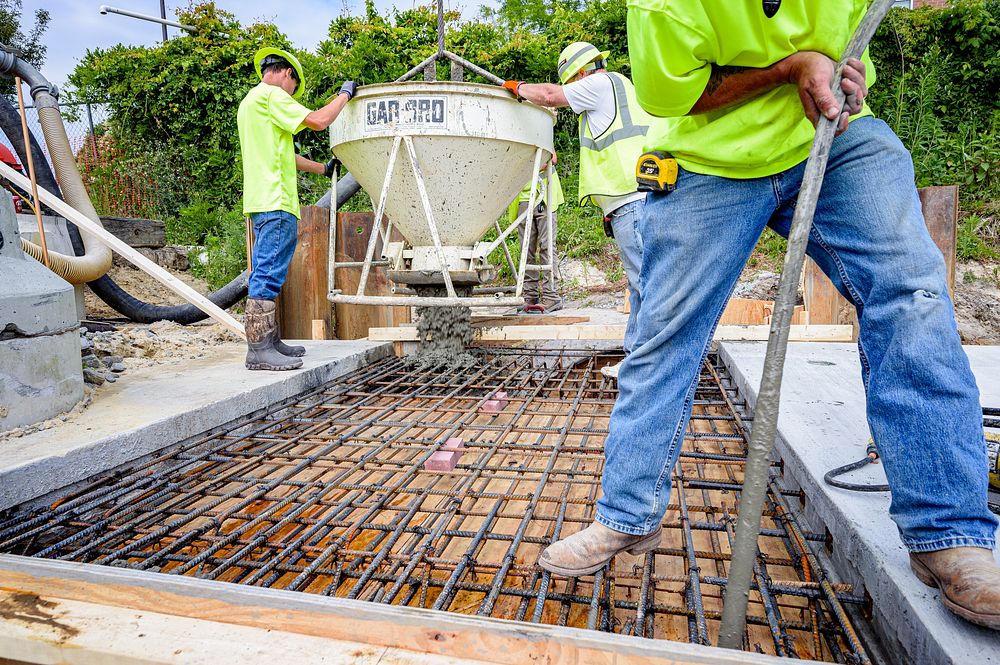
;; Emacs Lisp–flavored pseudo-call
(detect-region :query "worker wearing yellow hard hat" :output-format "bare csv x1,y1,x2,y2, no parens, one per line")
503,42,670,351
238,46,356,371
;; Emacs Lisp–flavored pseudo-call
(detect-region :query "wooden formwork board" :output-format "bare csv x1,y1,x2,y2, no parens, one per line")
0,556,795,665
369,324,854,343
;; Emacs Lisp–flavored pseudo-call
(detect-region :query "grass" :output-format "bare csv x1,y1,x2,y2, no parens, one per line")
957,214,1000,262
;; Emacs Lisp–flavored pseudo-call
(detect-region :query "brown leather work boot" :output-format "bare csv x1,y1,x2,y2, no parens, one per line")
538,522,661,576
910,547,1000,630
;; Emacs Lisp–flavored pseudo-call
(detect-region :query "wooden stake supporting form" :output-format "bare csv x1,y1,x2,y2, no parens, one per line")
717,0,895,650
0,162,246,339
245,216,255,272
14,76,49,269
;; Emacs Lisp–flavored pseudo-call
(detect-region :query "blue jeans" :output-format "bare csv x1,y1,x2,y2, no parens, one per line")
597,117,998,552
248,210,298,301
610,198,645,355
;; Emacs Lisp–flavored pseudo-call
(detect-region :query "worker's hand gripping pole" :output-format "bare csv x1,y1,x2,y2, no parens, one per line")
717,0,895,650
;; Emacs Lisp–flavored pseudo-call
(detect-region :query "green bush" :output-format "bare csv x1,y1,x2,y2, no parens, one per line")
957,214,999,261
170,201,247,289
868,1,1000,206
68,0,1000,278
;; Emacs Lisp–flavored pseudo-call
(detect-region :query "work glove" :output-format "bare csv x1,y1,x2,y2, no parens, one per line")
339,81,357,100
502,80,525,101
323,157,340,179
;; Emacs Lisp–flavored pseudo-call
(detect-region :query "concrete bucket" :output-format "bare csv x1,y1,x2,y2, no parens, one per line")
329,81,556,306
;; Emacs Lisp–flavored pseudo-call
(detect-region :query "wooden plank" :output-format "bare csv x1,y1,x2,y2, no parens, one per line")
802,259,842,326
0,589,494,665
277,206,332,340
0,556,790,665
720,298,772,325
720,299,807,325
334,212,411,340
368,324,853,343
471,315,590,328
917,185,958,296
0,162,245,339
99,216,165,248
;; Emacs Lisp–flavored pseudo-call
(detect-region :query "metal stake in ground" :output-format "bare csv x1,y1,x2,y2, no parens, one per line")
717,0,896,650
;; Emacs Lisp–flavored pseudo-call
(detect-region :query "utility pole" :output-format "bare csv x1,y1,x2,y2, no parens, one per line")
159,0,168,42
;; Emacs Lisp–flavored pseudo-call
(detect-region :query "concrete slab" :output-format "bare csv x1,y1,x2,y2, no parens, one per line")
719,342,1000,665
0,340,391,512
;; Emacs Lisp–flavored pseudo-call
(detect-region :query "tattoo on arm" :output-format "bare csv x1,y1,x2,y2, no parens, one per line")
704,65,751,96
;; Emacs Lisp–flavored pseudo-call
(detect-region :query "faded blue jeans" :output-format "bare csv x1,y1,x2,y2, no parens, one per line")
248,210,298,301
609,198,645,355
597,117,999,553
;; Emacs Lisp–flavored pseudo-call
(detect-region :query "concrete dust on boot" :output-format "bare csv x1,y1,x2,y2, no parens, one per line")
407,304,477,368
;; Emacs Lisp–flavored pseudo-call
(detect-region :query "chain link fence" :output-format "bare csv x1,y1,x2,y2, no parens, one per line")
1,100,162,218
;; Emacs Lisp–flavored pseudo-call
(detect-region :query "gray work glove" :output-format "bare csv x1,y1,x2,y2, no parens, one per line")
339,81,357,100
323,158,340,178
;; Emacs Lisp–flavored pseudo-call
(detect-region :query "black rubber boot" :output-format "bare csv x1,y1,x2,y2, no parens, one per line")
274,320,306,357
245,299,303,371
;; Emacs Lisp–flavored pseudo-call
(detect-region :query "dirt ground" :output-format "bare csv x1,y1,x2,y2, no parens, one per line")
82,250,1000,355
564,253,1000,345
954,260,1000,345
83,260,214,320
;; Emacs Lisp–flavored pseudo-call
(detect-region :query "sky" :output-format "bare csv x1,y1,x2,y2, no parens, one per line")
24,0,494,89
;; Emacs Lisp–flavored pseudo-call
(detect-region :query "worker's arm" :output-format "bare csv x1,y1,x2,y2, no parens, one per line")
302,82,357,131
690,53,867,134
296,155,339,177
505,82,570,108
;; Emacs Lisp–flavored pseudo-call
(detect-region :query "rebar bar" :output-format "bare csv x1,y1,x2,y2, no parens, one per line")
0,349,871,661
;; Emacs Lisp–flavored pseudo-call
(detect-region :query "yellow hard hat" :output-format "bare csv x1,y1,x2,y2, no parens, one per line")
557,42,610,85
254,47,306,99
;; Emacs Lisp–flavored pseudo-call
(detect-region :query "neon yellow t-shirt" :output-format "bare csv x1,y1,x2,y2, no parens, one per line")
238,82,311,218
626,0,876,179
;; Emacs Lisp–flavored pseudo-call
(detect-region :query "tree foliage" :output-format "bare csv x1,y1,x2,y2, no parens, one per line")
0,0,50,97
868,1,1000,198
68,0,999,234
69,4,288,210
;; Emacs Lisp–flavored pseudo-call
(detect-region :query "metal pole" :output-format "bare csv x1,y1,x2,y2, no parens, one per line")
437,0,445,56
159,0,168,42
98,6,198,33
716,0,896,650
546,161,556,296
14,76,49,268
514,149,543,299
85,102,99,162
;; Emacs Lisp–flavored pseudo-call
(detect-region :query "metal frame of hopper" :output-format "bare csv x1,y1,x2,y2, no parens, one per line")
327,2,557,309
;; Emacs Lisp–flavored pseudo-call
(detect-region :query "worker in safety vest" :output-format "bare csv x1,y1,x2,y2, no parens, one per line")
508,157,565,314
533,1,1000,632
238,47,355,371
504,42,663,352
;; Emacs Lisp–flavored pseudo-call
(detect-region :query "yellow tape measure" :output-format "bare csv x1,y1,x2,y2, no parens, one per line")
636,151,678,193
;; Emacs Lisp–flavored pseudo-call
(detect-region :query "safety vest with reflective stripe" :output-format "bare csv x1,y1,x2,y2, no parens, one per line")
577,72,651,208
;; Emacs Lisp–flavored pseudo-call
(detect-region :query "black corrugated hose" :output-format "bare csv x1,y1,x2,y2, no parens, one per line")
0,95,249,323
825,407,999,494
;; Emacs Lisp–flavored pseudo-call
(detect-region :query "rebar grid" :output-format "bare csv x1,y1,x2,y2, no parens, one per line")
0,349,870,662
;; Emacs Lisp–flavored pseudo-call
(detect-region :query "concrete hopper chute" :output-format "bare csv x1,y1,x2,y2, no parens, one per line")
329,81,557,307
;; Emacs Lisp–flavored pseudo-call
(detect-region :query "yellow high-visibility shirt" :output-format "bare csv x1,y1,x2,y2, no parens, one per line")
238,82,311,218
627,0,875,179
